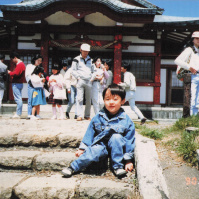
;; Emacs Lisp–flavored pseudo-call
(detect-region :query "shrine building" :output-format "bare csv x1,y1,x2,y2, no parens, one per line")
0,0,199,105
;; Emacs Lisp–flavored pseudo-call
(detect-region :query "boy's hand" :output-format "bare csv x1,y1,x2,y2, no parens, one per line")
125,160,134,172
75,149,85,157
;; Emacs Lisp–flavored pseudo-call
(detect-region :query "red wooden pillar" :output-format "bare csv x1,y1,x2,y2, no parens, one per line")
154,38,161,105
113,34,122,84
40,21,49,74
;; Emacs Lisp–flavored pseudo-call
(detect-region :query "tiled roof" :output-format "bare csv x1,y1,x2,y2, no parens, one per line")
154,15,199,23
0,0,162,15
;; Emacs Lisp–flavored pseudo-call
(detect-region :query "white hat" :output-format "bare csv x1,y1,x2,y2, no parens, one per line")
192,31,199,38
80,43,90,51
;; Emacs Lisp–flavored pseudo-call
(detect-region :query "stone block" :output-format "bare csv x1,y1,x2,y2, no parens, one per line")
17,131,59,147
34,152,77,171
0,151,41,169
79,178,134,198
13,174,77,199
0,172,27,199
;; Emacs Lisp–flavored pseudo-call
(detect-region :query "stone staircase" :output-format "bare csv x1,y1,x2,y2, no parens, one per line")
0,117,139,199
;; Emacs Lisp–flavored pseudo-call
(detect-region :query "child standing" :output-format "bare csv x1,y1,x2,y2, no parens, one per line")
30,66,46,120
48,64,66,120
62,84,135,178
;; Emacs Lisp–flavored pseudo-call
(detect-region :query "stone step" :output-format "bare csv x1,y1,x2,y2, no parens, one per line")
0,150,77,171
0,172,137,199
0,118,88,148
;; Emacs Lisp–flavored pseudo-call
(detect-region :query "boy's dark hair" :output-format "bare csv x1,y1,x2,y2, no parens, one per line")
122,61,130,71
31,54,43,65
103,83,126,100
32,65,44,75
0,54,5,60
10,52,20,59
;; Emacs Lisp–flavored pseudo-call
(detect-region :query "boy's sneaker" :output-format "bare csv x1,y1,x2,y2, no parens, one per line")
65,112,70,119
61,167,74,177
36,115,42,119
51,115,57,120
114,169,127,177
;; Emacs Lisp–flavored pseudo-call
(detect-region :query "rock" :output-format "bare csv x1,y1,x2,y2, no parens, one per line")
0,151,41,169
13,174,77,199
34,152,76,171
79,178,134,198
0,172,27,199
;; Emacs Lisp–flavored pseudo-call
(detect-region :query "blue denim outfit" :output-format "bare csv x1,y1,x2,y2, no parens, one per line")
66,85,77,115
71,108,135,172
190,74,199,115
12,83,23,116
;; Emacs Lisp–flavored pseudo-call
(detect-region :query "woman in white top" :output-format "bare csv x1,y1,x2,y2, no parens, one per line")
175,31,199,115
90,57,109,114
25,54,43,118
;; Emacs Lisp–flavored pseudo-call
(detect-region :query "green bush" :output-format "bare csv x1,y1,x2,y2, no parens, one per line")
139,127,164,140
177,131,199,165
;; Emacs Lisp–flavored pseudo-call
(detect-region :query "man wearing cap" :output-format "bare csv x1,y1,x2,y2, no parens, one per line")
71,43,94,121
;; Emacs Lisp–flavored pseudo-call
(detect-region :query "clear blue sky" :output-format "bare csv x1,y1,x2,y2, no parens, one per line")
0,0,199,18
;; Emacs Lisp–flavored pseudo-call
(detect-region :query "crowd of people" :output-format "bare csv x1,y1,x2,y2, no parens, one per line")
0,43,146,124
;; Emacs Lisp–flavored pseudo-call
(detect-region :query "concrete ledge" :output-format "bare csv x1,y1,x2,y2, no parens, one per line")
134,132,170,199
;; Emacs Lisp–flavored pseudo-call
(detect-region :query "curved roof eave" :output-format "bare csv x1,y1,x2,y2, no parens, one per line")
0,0,161,15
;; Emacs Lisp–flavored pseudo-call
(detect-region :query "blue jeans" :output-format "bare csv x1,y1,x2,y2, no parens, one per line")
71,134,126,172
27,84,34,116
12,83,23,116
190,74,199,115
66,85,77,115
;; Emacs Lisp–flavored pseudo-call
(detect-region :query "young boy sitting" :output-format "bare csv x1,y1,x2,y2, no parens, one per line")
61,84,135,178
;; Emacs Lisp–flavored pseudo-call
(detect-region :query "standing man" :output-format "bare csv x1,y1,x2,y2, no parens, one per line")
8,52,26,119
118,62,146,125
0,54,7,110
71,43,94,121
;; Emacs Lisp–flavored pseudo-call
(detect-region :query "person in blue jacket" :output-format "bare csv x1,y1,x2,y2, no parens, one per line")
62,83,135,178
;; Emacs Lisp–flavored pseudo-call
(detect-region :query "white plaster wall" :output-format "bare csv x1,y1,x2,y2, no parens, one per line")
18,34,41,40
160,69,166,104
18,42,40,50
85,12,116,26
135,86,153,102
45,11,79,25
123,46,155,53
161,59,175,65
123,36,154,44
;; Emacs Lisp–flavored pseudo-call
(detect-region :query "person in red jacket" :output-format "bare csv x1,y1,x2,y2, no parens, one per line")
8,52,26,119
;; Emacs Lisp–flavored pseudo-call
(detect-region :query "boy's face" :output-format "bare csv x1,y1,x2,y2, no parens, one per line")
104,89,125,115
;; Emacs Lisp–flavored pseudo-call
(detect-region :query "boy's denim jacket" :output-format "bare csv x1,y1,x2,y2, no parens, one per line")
79,108,135,160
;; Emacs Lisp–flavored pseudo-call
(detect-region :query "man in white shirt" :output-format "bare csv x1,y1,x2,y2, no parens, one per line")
118,62,146,125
